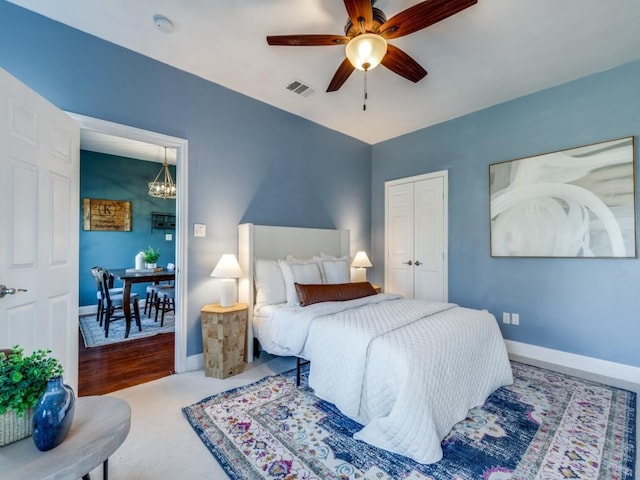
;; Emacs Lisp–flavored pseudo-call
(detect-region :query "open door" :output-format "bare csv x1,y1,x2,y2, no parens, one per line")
0,67,80,390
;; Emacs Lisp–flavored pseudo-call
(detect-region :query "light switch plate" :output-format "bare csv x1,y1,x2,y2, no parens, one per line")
194,223,206,237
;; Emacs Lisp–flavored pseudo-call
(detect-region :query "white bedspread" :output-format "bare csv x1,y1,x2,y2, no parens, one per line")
253,293,403,357
254,295,513,464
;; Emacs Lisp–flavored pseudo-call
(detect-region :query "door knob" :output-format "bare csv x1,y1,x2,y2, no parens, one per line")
402,260,413,266
414,260,422,266
0,285,28,299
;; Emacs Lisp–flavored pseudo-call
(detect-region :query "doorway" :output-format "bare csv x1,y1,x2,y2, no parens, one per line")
68,113,189,386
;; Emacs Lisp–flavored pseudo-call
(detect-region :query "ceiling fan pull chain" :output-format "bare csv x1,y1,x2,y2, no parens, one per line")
363,68,368,111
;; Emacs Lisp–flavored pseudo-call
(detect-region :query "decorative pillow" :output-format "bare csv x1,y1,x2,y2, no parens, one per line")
254,258,286,305
278,260,323,305
295,282,377,307
315,256,350,284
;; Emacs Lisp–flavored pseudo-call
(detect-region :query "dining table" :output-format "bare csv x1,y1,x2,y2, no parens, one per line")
110,268,176,336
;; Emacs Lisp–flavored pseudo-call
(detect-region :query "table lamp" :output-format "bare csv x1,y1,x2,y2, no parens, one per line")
351,251,373,282
211,254,243,307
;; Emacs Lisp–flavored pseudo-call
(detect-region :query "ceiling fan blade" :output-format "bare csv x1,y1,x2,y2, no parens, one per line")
344,0,374,33
326,58,356,92
267,34,350,46
379,0,477,39
381,44,428,83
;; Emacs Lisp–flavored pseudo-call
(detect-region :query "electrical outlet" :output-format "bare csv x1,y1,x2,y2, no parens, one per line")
502,312,511,324
512,313,520,325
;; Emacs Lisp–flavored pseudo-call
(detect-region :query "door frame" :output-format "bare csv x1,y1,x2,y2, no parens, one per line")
384,170,448,301
67,113,189,373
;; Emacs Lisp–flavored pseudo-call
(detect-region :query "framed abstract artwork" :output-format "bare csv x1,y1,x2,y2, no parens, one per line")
489,136,636,258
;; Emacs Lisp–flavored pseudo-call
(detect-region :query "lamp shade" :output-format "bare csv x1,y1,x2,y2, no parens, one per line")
351,251,373,268
345,33,388,71
351,251,372,283
211,254,242,307
211,254,243,279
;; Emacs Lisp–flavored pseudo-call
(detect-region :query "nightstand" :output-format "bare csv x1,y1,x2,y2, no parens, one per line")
372,284,382,293
200,303,248,379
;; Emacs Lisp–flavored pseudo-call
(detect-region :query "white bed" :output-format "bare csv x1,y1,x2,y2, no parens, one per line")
238,224,513,464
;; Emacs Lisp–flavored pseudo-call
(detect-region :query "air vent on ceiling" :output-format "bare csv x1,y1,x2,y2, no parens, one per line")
286,80,315,97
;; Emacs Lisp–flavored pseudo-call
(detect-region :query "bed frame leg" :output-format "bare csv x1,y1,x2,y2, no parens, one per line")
296,357,310,387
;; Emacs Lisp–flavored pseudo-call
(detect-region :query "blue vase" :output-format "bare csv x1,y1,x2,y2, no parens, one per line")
32,376,75,451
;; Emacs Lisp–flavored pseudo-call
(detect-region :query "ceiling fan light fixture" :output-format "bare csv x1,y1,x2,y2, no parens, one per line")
345,33,387,71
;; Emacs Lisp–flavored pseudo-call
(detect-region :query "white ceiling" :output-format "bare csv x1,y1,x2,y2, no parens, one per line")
9,0,640,147
79,129,177,164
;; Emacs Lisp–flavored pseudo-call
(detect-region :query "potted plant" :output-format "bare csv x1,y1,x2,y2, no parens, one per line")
0,346,63,446
143,246,160,269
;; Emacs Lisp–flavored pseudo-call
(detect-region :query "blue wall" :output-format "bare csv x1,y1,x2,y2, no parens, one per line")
0,2,372,356
3,2,638,368
371,60,640,368
80,151,176,306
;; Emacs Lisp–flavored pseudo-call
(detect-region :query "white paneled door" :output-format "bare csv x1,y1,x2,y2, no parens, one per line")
0,68,79,390
386,181,415,299
385,171,448,302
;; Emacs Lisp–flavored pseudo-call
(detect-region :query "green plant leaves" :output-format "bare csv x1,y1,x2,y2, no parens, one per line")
0,346,64,416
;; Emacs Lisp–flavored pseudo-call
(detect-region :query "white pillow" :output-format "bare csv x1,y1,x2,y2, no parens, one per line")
285,254,315,263
316,257,350,284
254,258,286,305
278,259,323,305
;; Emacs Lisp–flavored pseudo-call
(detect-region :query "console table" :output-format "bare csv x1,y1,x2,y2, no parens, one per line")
0,396,130,480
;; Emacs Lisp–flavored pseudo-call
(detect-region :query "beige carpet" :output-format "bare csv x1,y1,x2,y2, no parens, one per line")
85,354,639,480
86,354,294,479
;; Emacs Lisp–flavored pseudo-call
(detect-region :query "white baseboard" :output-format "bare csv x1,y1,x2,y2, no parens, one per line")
79,305,97,316
186,353,204,372
506,340,640,385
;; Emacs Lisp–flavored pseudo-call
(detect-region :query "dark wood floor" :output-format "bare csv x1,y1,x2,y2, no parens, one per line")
78,328,175,397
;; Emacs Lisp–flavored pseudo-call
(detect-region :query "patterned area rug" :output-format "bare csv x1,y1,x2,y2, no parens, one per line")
79,313,174,347
183,361,636,480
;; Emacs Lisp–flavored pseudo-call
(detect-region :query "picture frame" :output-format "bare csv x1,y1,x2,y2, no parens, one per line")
82,198,132,231
489,136,636,258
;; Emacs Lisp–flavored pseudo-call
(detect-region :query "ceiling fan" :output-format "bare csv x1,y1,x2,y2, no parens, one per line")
267,0,478,93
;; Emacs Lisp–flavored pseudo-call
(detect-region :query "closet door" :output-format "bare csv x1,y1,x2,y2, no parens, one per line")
385,171,448,301
414,177,445,301
386,182,415,299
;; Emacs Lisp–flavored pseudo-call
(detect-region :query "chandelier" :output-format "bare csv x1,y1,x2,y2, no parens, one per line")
148,147,176,199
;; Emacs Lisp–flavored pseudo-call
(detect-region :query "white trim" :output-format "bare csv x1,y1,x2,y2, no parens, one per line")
78,305,96,316
385,170,448,187
186,353,204,372
506,340,640,384
67,112,189,374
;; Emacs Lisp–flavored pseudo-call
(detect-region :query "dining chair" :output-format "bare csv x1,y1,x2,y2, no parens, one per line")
144,285,158,317
90,267,123,326
98,269,142,338
145,283,174,318
154,287,175,327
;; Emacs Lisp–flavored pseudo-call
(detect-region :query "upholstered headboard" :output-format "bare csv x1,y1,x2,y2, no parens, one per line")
237,223,349,361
